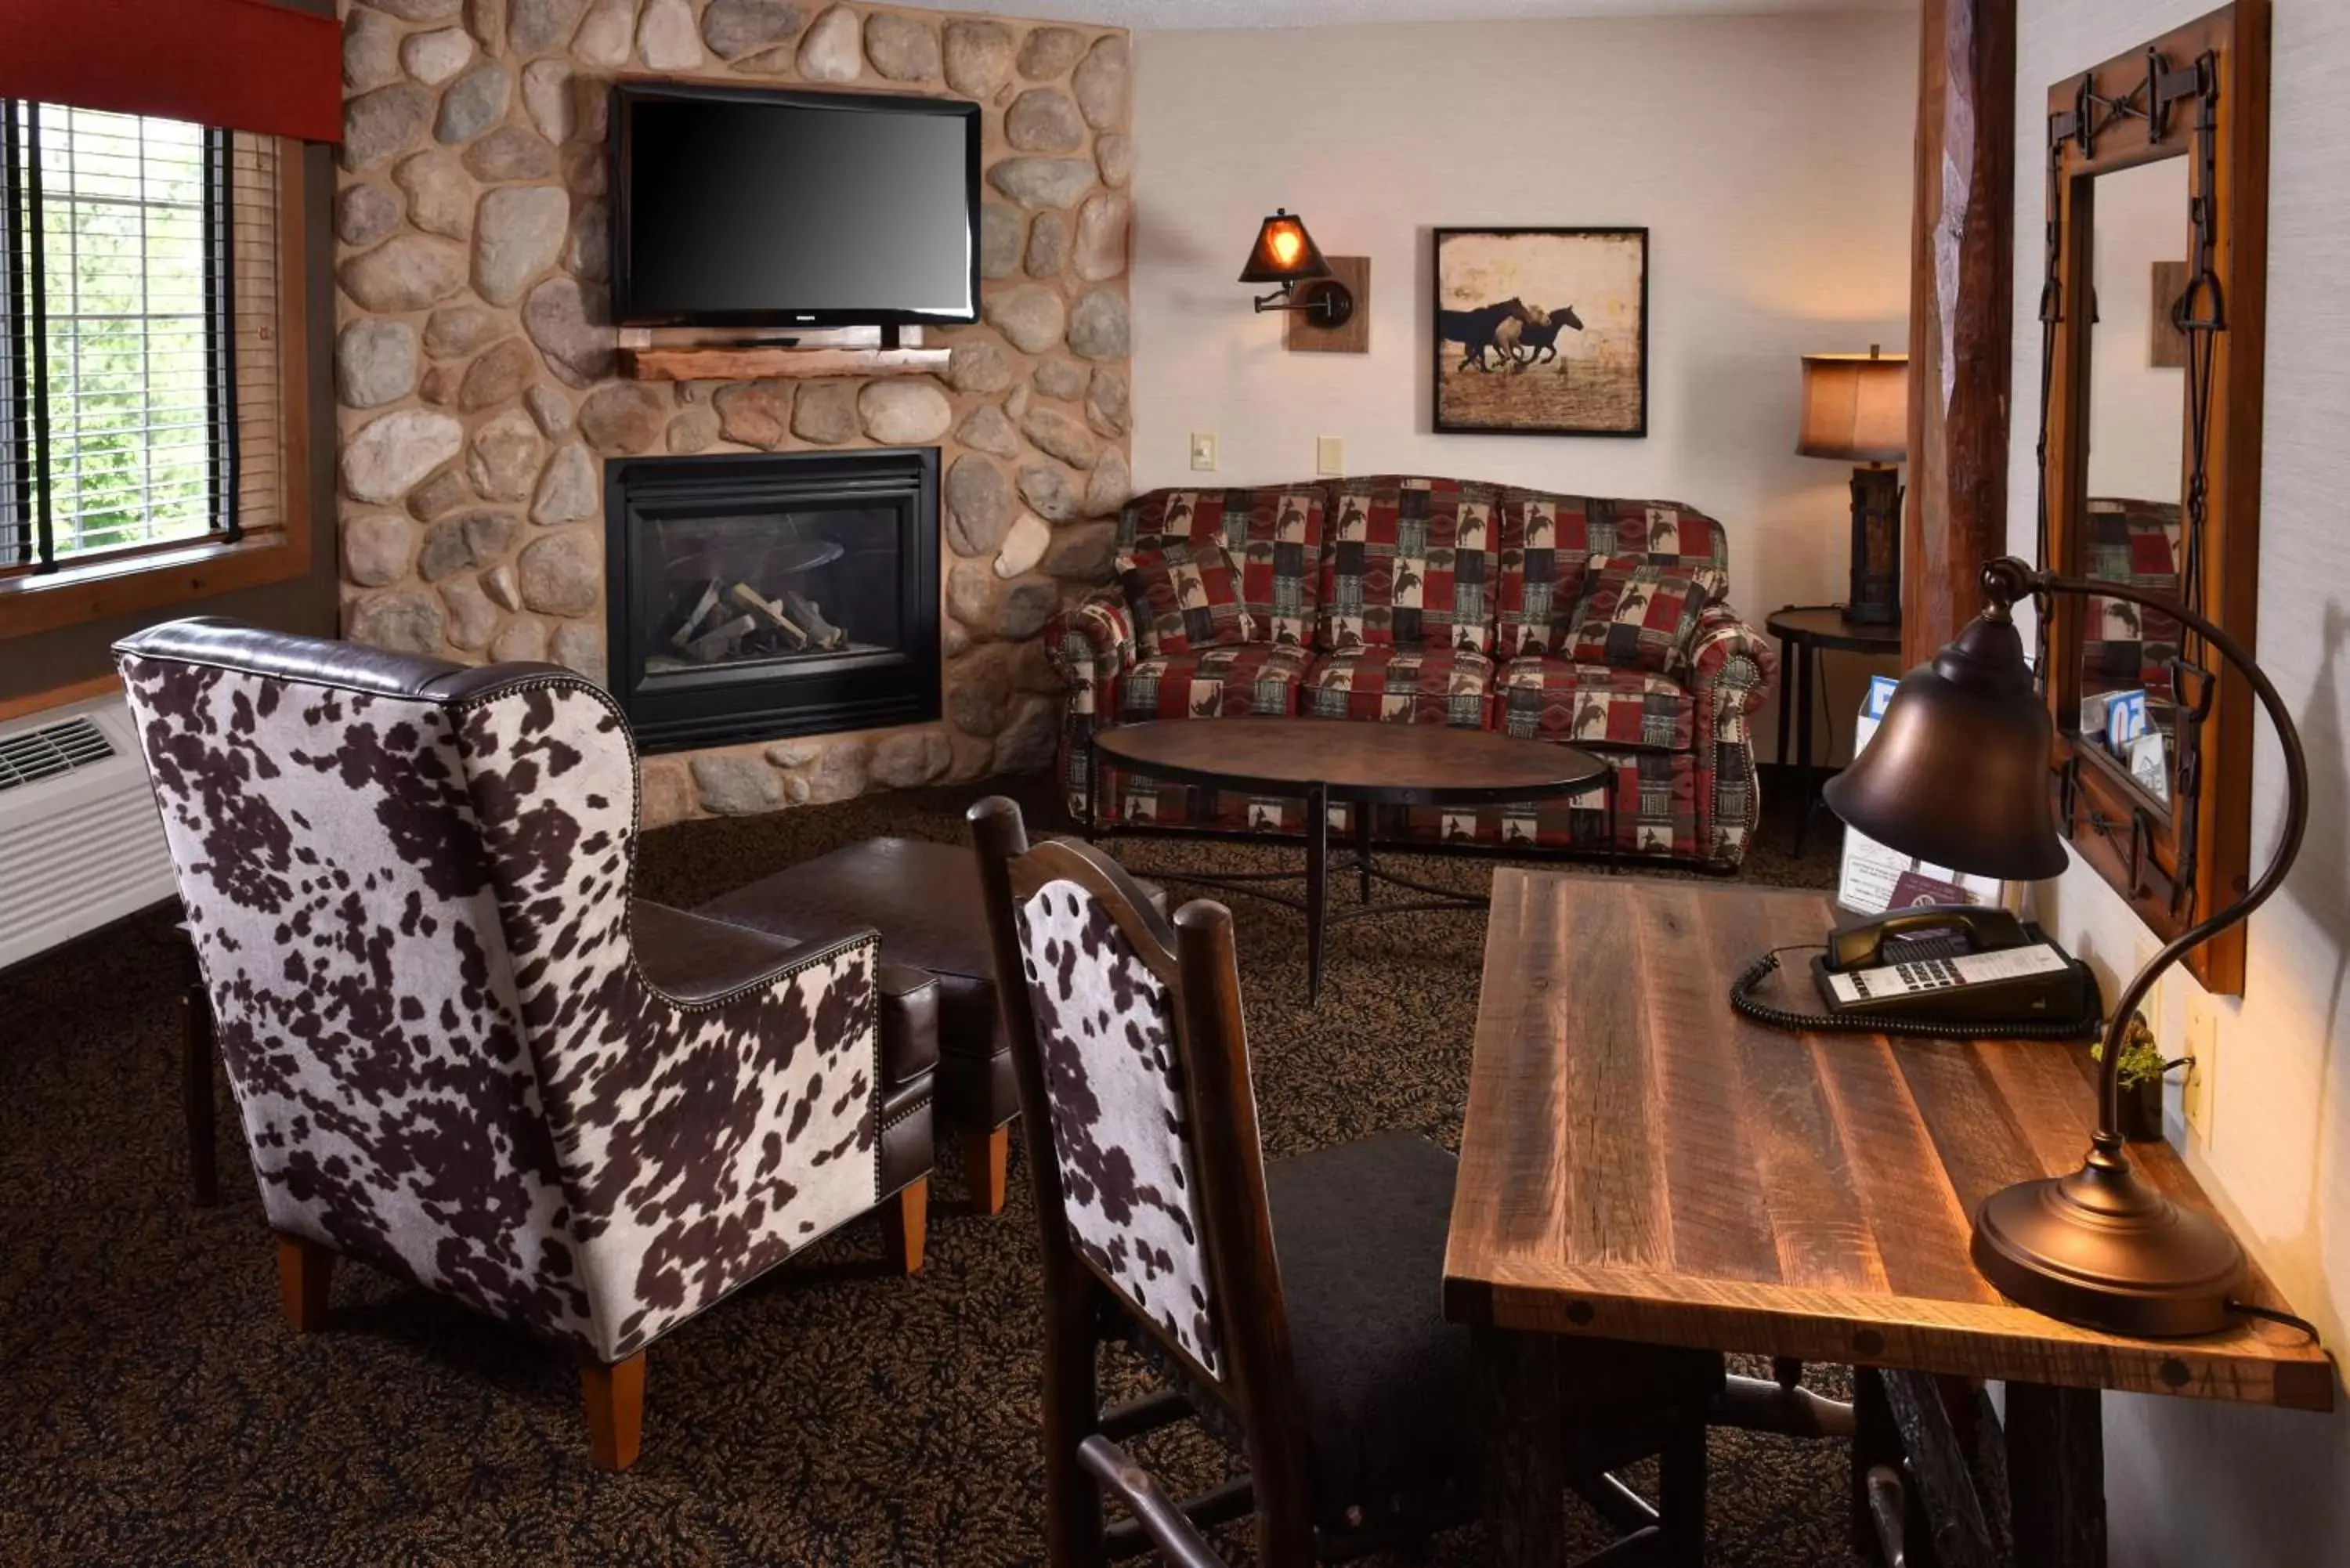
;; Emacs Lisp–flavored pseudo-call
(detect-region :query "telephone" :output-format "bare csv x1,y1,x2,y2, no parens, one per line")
1811,905,2097,1027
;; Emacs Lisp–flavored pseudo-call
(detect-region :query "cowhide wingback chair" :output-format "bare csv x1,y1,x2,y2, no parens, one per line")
967,796,1720,1566
114,618,938,1471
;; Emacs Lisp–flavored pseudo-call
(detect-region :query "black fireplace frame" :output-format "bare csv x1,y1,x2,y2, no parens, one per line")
604,448,942,753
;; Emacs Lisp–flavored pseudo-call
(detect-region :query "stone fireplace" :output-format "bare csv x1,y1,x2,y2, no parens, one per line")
607,448,941,750
331,2,1133,828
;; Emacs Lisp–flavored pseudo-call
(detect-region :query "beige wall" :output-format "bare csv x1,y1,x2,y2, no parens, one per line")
331,1,1132,822
2008,2,2350,1561
1128,12,1918,758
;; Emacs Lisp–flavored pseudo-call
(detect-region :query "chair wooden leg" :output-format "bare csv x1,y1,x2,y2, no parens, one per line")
580,1353,647,1472
882,1176,928,1274
180,940,219,1209
964,1123,1010,1216
274,1234,332,1332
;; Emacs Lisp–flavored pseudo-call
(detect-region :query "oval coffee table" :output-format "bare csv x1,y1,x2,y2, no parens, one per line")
1090,717,1611,1003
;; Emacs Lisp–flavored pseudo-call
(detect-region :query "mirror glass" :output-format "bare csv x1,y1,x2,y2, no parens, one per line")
2078,154,2190,807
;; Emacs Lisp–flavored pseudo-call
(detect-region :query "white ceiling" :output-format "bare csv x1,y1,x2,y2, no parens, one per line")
912,0,1912,29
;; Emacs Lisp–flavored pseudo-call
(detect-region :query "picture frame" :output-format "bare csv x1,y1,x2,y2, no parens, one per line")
1431,226,1649,438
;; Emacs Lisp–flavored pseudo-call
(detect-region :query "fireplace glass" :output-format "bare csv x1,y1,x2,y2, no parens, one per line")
606,449,941,752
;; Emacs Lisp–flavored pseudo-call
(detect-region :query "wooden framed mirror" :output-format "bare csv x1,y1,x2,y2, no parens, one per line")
2037,2,2269,993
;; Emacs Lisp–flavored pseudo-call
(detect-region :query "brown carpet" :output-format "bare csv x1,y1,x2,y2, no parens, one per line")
0,773,1867,1566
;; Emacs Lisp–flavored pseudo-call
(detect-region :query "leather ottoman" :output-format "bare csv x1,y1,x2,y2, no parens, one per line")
695,836,1165,1214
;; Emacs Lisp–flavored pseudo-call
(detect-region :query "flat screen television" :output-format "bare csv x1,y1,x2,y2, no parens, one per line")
610,83,981,330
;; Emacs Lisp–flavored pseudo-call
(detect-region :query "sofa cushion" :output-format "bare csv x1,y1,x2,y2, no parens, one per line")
1495,656,1694,752
1319,475,1499,653
1303,646,1492,728
1495,490,1731,658
2081,496,2183,700
1121,484,1327,646
1556,555,1727,676
1119,538,1255,657
1118,642,1312,721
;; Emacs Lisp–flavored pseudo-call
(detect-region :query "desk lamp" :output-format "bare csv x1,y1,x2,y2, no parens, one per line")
1824,556,2308,1337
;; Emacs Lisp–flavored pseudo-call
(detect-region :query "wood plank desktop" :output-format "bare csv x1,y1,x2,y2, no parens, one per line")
1442,873,2332,1409
1444,872,2332,1565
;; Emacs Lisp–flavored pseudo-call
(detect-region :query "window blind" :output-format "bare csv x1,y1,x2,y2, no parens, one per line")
0,103,278,570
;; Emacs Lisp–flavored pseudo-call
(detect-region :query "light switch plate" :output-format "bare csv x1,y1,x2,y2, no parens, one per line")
1316,436,1344,475
1190,432,1217,471
2182,992,2218,1143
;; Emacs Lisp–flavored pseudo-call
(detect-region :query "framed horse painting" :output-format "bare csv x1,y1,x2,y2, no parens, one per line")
1432,227,1649,437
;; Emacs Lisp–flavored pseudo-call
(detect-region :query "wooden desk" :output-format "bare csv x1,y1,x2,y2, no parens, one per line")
1443,873,2333,1567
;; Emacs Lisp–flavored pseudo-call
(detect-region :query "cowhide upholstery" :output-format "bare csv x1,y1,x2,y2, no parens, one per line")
114,619,884,1365
1013,877,1221,1378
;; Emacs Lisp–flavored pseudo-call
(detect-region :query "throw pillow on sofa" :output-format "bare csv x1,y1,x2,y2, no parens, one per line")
1119,539,1256,656
1557,555,1728,676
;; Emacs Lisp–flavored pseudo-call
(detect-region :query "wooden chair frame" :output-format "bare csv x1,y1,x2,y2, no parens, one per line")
974,796,1321,1564
971,797,1716,1566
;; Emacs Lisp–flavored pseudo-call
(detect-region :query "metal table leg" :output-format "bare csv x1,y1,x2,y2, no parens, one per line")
1354,798,1374,904
1306,782,1329,1004
1793,638,1818,854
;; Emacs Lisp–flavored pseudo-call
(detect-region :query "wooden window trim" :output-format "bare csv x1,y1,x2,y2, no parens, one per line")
0,133,309,643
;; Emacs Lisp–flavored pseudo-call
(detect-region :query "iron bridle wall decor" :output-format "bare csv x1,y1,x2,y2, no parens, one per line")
2034,2,2270,995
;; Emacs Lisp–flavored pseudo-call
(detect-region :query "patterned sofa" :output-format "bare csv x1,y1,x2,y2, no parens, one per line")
1043,475,1780,869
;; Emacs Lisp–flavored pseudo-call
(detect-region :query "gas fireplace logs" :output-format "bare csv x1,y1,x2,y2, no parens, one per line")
662,577,851,664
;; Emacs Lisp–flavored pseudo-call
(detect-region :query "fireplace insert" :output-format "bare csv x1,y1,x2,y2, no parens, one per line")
605,449,941,751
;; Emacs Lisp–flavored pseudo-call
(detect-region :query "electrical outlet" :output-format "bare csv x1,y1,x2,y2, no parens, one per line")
1189,432,1217,471
2135,937,2164,1051
2182,992,2219,1143
1316,435,1344,475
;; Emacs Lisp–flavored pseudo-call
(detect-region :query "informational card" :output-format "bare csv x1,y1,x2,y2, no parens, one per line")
1835,675,2006,916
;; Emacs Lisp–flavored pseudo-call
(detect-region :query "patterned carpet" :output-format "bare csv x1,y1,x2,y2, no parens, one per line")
0,771,1867,1566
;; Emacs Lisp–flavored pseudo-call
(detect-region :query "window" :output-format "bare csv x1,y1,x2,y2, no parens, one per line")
1,102,281,575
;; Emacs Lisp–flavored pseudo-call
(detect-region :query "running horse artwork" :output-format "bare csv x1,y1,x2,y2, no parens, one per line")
1432,227,1649,435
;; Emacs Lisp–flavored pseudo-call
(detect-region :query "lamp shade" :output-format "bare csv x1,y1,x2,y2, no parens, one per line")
1821,610,2069,880
1238,209,1333,284
1798,350,1910,464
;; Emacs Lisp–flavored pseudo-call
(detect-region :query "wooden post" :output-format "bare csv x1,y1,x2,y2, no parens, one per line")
1904,0,2018,667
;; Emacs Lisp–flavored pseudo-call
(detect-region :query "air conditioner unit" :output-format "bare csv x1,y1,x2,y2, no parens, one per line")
0,695,179,972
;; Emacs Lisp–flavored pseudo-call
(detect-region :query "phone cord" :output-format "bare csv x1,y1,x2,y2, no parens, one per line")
1727,948,2102,1042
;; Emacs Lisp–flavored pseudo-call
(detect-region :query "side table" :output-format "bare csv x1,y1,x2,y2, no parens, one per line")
1765,605,1903,853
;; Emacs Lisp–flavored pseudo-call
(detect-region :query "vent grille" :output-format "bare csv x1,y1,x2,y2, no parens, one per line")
0,715,118,791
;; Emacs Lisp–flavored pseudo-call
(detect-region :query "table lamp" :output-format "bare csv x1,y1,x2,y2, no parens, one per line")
1798,347,1909,626
1824,556,2308,1336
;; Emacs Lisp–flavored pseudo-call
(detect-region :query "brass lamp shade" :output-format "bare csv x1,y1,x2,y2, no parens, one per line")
1238,208,1332,284
1797,350,1910,463
1820,609,2069,880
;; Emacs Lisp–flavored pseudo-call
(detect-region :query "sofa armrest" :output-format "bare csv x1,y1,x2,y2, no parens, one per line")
1684,604,1779,866
1043,586,1137,718
1686,604,1779,706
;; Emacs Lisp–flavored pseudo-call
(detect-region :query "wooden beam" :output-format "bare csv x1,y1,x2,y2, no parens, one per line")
1904,0,2018,668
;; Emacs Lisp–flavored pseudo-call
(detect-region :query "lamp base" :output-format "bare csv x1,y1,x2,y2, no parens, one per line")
1844,464,1904,625
1970,1152,2245,1338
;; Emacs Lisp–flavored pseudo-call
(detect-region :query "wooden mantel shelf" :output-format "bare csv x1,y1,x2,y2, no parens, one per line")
620,345,951,381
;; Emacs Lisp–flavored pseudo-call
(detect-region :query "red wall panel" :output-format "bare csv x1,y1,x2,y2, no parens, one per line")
0,0,341,143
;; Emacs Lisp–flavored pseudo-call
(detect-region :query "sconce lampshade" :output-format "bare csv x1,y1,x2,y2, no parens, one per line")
1821,610,2070,880
1798,349,1911,464
1238,209,1333,285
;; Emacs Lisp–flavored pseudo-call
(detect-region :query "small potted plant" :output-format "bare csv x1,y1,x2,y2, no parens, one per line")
2092,1013,2175,1142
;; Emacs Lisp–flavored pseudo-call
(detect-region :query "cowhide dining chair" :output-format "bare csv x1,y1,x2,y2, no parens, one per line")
969,796,1719,1566
114,618,938,1471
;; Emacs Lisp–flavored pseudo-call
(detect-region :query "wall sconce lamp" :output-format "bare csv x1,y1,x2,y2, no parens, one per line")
1238,208,1355,330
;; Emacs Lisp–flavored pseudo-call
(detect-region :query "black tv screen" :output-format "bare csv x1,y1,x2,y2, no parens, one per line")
612,84,981,329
